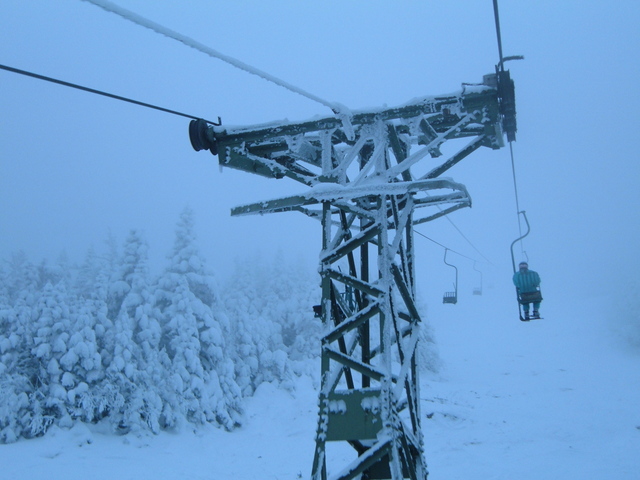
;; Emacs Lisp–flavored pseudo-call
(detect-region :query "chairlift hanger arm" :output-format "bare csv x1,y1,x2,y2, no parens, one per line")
510,210,531,273
443,248,458,295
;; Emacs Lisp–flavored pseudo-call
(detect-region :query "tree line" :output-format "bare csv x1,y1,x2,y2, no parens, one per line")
0,208,321,443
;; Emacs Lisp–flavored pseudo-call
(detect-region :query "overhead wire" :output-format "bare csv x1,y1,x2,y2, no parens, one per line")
79,0,501,268
0,63,220,125
413,230,486,265
493,0,525,258
492,0,505,72
422,188,495,266
438,209,494,266
7,1,505,270
80,0,344,115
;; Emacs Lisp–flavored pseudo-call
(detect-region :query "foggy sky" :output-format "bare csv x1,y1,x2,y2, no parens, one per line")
1,1,639,308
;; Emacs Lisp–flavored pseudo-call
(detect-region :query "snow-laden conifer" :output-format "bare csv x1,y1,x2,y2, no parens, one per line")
0,263,10,307
224,252,320,393
29,281,74,435
74,244,115,375
156,207,242,430
0,209,327,441
105,230,162,433
266,250,320,364
5,251,40,307
75,246,101,299
0,260,37,442
0,288,26,443
37,252,72,291
58,301,106,424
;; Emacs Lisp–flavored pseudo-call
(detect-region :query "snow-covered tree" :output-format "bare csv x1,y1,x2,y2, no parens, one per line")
265,250,321,364
156,207,242,430
4,251,40,307
37,252,73,290
0,264,13,378
0,263,9,307
75,245,101,299
28,281,74,435
158,277,208,427
0,293,26,443
0,372,31,443
224,252,321,393
0,207,331,441
0,262,37,442
105,230,162,433
224,255,280,395
75,244,115,375
58,301,106,424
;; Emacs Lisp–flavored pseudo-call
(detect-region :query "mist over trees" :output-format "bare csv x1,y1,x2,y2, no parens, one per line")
0,208,324,443
0,207,447,444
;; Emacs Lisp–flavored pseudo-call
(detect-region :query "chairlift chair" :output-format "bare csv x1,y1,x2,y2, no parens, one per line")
510,211,544,320
472,262,483,295
517,289,542,305
443,288,457,304
442,249,458,304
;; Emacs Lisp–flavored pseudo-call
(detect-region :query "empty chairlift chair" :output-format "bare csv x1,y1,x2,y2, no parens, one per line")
473,262,483,295
442,249,458,304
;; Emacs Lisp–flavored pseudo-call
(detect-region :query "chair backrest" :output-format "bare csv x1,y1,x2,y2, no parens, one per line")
518,290,542,304
443,292,457,304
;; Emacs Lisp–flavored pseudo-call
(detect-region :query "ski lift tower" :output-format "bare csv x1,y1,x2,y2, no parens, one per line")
189,70,516,480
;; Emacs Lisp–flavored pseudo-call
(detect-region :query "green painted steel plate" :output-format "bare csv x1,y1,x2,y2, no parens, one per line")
325,389,382,441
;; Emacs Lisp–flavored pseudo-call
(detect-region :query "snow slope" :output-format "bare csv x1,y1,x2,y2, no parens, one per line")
1,285,638,480
423,286,640,479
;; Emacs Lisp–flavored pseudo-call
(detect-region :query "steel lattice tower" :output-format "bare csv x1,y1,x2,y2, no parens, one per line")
189,70,516,480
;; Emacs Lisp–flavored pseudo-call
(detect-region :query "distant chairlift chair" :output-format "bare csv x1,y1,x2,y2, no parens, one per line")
442,249,458,304
473,262,483,296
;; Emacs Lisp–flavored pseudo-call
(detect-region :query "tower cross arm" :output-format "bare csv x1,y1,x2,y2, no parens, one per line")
189,75,509,187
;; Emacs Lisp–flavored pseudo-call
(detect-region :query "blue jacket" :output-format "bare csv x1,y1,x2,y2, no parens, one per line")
512,269,540,293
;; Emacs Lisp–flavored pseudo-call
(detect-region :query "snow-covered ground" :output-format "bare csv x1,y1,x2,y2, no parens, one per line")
1,285,638,480
423,287,640,479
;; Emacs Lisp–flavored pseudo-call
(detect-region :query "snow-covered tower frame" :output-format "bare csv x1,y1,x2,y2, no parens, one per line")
190,71,516,480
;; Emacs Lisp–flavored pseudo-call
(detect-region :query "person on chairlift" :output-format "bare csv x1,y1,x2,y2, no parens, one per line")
512,261,542,320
